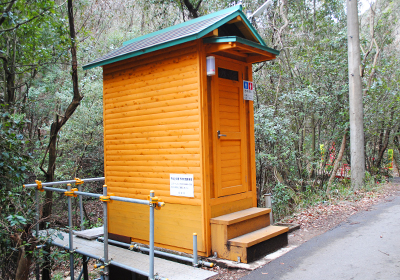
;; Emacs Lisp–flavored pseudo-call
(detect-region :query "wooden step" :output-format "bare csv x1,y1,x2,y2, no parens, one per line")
210,207,271,225
210,208,289,263
229,225,288,248
211,207,271,242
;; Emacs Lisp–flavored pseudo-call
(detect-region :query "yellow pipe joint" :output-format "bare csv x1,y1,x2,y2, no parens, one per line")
35,180,44,192
147,194,165,210
99,195,111,203
74,178,84,185
64,188,78,197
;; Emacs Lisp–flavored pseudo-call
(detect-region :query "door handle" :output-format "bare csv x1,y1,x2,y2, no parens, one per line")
217,130,227,139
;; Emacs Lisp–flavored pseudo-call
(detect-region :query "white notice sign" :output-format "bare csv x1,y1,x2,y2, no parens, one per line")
170,174,194,197
243,80,254,101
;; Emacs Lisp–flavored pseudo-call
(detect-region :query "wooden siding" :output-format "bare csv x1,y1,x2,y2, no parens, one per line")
103,41,202,205
210,196,253,218
108,202,204,253
104,41,204,253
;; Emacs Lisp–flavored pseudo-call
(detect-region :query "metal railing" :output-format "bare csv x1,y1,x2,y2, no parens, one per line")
23,177,167,280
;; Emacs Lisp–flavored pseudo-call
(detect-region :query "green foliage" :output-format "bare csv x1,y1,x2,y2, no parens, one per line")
0,107,38,279
0,107,32,190
6,214,27,227
271,183,296,220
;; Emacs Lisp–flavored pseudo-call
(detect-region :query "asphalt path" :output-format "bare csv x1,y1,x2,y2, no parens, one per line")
241,189,400,280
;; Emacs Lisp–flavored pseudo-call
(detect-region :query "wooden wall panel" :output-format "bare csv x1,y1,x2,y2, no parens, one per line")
210,196,253,218
104,41,204,252
108,202,204,252
103,41,201,205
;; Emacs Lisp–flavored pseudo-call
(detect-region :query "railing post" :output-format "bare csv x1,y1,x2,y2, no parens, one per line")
67,183,74,280
82,255,89,280
78,184,85,230
35,188,40,280
103,185,109,280
149,190,155,280
193,233,198,266
264,193,273,224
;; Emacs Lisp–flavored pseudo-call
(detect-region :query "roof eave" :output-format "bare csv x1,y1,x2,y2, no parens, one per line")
203,36,280,55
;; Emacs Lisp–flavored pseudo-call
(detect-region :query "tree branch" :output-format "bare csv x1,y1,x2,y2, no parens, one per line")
360,1,377,77
67,0,82,102
195,0,202,11
0,52,7,63
39,144,49,177
182,0,200,18
0,0,16,27
0,7,52,33
278,0,289,44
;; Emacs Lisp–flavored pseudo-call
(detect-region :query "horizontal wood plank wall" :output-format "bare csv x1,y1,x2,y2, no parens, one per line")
103,41,204,252
108,202,204,253
211,197,253,218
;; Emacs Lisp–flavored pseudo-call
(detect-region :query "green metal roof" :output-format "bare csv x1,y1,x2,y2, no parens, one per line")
83,5,273,70
203,36,280,55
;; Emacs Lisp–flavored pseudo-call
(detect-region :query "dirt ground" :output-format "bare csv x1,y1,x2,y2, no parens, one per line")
203,180,400,280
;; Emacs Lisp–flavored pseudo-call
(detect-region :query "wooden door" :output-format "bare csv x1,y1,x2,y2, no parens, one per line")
212,57,248,197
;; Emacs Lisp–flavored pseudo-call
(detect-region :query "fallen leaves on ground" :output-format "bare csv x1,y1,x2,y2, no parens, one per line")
287,184,399,233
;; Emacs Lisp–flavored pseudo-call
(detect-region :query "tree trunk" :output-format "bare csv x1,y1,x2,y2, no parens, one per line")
375,128,391,168
12,224,36,280
41,0,83,225
15,247,32,280
0,48,16,105
311,114,316,155
40,0,83,278
394,133,400,176
40,121,58,229
0,3,17,105
327,128,349,195
347,0,365,190
374,111,394,168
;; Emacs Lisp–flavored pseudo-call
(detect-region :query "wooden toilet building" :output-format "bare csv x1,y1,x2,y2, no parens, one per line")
84,5,288,263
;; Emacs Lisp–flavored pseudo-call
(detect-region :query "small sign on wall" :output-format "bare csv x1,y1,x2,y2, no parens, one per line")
243,80,254,101
170,174,194,197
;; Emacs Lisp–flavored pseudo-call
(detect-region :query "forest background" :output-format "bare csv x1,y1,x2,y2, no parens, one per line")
0,0,399,279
